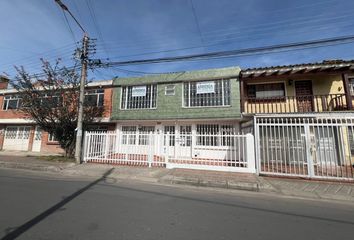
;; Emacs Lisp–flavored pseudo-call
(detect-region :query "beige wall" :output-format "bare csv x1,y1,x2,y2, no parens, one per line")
243,73,346,113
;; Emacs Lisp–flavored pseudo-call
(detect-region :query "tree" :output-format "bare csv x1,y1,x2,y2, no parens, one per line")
12,60,104,157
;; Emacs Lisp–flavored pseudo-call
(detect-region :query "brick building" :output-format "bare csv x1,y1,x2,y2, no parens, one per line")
0,76,114,153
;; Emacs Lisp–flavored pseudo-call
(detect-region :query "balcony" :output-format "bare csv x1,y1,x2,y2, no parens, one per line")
243,94,350,114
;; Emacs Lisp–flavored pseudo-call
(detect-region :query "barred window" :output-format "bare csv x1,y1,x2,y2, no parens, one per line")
138,126,155,145
183,79,230,107
122,126,137,145
121,85,157,109
2,95,22,110
121,126,155,145
196,124,236,146
85,89,104,107
164,126,175,146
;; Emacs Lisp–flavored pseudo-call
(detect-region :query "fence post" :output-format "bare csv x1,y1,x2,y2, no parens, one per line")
104,133,110,162
246,133,256,173
82,131,88,163
148,132,153,167
164,132,169,168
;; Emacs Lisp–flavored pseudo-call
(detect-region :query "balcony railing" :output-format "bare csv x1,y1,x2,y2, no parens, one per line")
244,94,349,114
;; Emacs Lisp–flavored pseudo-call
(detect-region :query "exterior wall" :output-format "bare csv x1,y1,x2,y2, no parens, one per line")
0,95,29,119
102,87,113,118
113,79,240,120
243,73,347,113
112,67,241,121
40,131,65,154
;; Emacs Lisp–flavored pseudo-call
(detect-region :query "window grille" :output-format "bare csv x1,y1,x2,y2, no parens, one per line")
138,126,155,145
122,126,137,145
179,125,191,147
121,85,157,109
196,124,236,146
164,126,175,146
121,126,155,145
183,79,230,107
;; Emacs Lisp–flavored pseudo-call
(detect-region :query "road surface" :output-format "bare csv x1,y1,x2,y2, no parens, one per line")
0,168,353,240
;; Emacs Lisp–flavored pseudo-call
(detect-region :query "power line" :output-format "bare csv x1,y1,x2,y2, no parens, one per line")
7,34,354,82
100,34,354,67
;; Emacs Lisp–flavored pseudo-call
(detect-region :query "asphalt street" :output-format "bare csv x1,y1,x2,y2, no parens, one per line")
0,168,353,240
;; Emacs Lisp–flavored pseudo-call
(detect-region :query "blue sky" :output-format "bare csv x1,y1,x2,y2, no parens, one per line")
0,0,354,80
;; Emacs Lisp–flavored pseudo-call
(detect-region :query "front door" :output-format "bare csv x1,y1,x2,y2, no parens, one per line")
32,126,42,152
295,80,314,112
176,125,192,159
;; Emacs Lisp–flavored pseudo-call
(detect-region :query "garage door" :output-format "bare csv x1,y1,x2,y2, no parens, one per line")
3,126,31,151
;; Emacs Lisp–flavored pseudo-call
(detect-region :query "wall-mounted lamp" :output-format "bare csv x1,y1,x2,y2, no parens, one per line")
288,79,293,86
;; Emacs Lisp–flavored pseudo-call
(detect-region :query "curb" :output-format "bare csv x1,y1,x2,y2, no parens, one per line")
0,162,76,173
158,175,260,192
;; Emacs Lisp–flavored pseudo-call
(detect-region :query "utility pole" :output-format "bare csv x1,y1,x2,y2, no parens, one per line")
54,0,88,164
74,33,89,163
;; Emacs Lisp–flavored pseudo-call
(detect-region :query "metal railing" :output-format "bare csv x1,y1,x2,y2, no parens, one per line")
83,131,256,173
244,94,348,114
254,115,354,180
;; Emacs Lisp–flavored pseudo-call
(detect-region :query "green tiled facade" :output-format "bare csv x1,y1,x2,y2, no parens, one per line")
111,66,241,120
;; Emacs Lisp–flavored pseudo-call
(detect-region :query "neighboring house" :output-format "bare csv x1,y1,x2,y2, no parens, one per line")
0,76,115,153
240,60,354,180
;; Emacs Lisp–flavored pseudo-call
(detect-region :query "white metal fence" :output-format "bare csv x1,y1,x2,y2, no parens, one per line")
83,130,256,173
254,115,354,180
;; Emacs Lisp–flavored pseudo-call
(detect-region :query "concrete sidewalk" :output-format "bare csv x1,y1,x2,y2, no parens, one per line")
0,154,75,172
1,154,354,203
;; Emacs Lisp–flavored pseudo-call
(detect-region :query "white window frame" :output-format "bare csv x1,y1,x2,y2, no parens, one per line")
183,79,231,107
196,124,236,147
85,89,104,107
121,125,155,145
48,133,58,142
120,84,158,110
2,95,22,111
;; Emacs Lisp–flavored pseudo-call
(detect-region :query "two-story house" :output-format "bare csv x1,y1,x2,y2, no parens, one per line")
107,66,248,167
240,60,354,180
0,76,115,153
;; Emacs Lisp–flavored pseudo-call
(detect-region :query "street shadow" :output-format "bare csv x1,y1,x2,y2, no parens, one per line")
1,168,114,240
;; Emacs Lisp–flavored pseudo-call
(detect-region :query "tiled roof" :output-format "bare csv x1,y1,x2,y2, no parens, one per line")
241,59,354,78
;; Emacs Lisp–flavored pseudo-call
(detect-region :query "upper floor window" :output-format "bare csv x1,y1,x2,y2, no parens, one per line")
2,95,22,110
85,89,104,107
40,93,61,107
121,85,157,109
183,79,230,107
247,83,285,99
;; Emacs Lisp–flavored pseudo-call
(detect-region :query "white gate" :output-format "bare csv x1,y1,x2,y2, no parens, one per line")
83,130,256,173
254,115,354,180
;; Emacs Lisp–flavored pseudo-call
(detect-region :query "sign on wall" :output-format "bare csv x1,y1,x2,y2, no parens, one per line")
196,81,215,94
132,86,147,97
